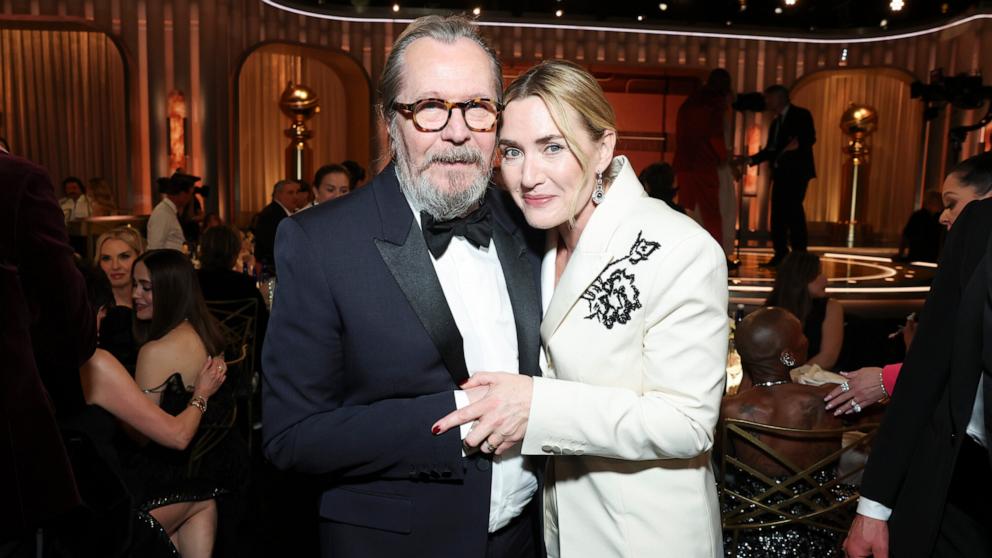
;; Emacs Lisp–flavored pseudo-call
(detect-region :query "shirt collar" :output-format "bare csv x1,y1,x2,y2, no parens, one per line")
275,200,293,216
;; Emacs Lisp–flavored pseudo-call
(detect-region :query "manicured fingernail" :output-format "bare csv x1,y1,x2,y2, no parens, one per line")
432,425,441,435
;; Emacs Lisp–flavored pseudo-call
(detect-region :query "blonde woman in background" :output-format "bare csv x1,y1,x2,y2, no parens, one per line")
94,226,145,308
88,177,118,216
434,60,727,557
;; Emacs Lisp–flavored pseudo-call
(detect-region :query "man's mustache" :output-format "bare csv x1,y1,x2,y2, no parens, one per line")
419,147,484,172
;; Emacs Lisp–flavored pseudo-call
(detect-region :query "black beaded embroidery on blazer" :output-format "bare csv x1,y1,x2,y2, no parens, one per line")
580,232,661,329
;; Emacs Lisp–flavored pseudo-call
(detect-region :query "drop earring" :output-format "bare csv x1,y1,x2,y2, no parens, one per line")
780,352,797,367
592,171,605,205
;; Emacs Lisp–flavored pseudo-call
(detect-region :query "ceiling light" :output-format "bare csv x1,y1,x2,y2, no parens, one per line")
726,20,732,26
880,18,888,27
774,7,783,14
784,0,797,5
637,15,645,22
472,7,481,16
659,3,668,11
890,0,905,11
392,3,399,12
555,9,563,17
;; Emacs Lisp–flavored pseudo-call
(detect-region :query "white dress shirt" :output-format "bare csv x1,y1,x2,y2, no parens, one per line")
147,197,186,251
59,194,91,223
858,374,987,520
408,200,539,534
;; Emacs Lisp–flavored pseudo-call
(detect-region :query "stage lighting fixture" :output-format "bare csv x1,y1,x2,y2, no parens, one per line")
890,0,905,11
472,6,480,16
784,0,797,6
774,7,783,14
391,3,399,12
555,9,563,17
659,3,668,11
637,15,645,21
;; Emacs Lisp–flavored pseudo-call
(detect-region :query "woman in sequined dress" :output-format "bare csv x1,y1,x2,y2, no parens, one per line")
118,249,242,557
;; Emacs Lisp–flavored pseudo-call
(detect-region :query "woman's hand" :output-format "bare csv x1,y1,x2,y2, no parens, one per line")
432,372,533,456
192,356,227,399
824,367,885,416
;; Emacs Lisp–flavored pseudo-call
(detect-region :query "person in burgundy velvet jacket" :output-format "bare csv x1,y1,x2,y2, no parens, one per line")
0,150,97,553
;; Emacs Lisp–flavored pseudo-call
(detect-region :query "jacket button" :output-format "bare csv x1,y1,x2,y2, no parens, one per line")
562,448,574,456
541,445,553,454
476,458,491,471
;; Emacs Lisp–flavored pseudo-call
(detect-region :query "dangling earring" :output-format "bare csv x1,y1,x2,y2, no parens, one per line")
780,352,797,367
592,171,605,205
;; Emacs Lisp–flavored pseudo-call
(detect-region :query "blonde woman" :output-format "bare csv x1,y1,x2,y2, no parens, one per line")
94,226,145,308
434,60,727,557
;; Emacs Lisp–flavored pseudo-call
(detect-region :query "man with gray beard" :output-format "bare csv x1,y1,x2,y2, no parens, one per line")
261,15,544,558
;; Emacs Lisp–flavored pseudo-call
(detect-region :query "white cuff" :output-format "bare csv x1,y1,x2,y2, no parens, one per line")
856,497,893,521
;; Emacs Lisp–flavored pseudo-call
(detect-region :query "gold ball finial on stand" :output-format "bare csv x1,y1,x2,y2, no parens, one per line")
279,81,320,182
839,103,878,247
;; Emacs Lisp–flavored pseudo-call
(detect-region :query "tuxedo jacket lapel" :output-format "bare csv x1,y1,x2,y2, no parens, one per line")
492,212,542,378
373,167,469,386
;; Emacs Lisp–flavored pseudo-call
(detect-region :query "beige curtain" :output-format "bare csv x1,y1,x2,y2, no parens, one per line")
792,68,923,241
237,45,349,220
0,28,128,211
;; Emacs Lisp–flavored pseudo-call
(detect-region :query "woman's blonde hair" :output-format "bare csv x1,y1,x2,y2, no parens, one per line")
93,226,145,265
502,60,619,221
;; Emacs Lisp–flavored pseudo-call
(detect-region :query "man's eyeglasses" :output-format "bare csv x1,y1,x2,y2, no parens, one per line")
392,98,502,133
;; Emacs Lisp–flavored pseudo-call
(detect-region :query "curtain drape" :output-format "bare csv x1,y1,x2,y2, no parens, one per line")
237,46,348,219
792,68,923,241
0,28,128,211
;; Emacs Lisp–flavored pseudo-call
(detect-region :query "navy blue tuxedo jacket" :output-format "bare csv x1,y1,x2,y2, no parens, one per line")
262,164,544,558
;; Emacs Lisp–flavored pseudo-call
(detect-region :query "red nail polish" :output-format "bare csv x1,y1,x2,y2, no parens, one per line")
432,425,441,435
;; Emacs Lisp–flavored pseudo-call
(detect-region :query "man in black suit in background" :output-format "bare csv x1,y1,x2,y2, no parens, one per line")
845,191,992,557
748,84,816,267
253,178,301,275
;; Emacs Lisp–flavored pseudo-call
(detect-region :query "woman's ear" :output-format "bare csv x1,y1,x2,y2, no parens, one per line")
596,129,618,175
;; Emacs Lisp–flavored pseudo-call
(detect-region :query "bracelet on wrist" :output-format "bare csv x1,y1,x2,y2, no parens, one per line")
189,395,208,413
877,372,891,404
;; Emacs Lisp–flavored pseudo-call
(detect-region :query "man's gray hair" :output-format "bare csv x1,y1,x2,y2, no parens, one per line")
378,15,502,126
271,179,298,198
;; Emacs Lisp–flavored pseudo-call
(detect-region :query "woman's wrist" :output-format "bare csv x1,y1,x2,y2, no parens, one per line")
189,395,208,413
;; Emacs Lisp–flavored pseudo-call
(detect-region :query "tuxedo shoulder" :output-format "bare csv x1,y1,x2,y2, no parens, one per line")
290,184,379,235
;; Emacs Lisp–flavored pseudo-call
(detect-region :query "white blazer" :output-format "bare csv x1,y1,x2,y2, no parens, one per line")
521,156,728,557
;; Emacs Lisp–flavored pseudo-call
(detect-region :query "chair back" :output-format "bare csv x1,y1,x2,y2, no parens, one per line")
205,298,259,396
718,418,879,552
186,345,246,477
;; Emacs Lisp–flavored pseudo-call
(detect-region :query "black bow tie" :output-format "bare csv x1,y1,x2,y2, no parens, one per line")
421,203,493,259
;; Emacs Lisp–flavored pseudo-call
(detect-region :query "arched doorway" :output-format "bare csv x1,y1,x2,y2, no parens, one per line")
792,68,923,243
235,42,371,224
0,26,130,210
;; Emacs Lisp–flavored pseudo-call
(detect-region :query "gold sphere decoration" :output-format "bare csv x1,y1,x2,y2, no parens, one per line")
279,82,320,124
840,103,878,139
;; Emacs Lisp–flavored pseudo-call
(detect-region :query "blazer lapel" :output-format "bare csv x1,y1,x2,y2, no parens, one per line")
491,211,542,378
373,167,469,385
540,156,644,341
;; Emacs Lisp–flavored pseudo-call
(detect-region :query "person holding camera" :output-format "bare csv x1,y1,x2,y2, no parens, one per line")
147,172,198,252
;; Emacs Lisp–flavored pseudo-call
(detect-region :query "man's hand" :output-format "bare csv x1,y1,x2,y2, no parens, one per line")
783,137,800,152
843,514,889,558
432,372,533,455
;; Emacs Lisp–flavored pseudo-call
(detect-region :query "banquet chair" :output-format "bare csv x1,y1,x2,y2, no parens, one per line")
717,419,880,554
205,298,260,452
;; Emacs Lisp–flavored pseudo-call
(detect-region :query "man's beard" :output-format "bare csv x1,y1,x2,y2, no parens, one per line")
392,122,492,221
